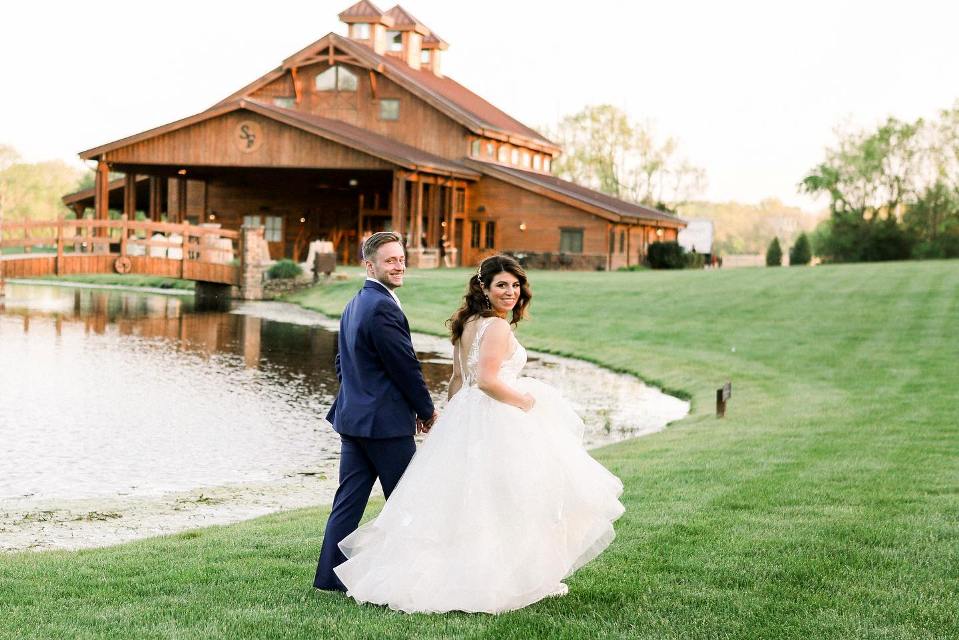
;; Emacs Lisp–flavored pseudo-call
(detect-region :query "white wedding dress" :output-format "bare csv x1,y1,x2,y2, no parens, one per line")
334,317,625,614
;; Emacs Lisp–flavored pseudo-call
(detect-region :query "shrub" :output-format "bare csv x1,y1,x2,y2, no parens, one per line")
684,252,705,269
267,259,303,280
766,237,783,266
789,233,812,265
647,241,686,269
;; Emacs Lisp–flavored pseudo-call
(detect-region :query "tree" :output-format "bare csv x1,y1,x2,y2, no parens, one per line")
801,102,959,262
788,232,812,265
548,105,706,210
766,237,783,266
0,147,85,236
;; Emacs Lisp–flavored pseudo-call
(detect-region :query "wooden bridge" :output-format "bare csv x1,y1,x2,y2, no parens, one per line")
0,218,241,287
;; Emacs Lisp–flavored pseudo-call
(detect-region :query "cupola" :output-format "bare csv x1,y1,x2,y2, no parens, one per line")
339,0,395,56
383,5,430,70
420,30,448,77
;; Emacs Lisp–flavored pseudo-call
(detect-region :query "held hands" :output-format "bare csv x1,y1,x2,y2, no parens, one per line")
519,392,536,413
417,410,440,434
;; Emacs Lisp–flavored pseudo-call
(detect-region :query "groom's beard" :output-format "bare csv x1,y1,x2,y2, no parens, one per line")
373,269,403,290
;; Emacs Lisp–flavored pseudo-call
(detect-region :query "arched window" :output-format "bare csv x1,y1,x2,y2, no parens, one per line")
315,65,358,92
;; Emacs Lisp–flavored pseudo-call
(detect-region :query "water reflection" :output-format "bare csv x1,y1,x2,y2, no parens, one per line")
0,283,451,502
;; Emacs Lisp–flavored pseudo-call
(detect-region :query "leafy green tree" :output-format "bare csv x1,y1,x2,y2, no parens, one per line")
766,237,783,266
789,232,812,265
801,102,959,262
548,105,706,209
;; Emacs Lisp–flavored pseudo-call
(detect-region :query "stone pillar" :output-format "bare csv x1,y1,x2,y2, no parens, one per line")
239,225,268,300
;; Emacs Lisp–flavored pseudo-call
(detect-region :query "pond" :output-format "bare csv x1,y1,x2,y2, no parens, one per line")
0,282,688,551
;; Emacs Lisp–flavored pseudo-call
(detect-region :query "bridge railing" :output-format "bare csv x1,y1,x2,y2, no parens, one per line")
0,217,242,284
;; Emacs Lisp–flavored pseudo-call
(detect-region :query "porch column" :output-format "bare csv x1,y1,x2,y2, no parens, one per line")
406,176,425,267
94,160,110,239
148,177,162,222
390,171,406,236
123,173,137,219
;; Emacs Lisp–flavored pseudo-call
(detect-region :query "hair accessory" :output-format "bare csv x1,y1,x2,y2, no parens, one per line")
475,259,484,281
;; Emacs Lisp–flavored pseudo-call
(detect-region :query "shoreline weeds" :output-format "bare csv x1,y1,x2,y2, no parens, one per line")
1,285,689,554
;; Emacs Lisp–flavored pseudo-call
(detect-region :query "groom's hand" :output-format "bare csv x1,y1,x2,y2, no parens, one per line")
418,410,440,434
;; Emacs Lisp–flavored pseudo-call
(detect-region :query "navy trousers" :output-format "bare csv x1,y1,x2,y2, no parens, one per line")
313,433,416,591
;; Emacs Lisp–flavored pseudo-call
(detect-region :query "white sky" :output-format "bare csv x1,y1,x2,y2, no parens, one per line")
2,0,956,211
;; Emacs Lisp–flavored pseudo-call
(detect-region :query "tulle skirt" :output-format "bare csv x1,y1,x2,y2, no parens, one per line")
334,377,625,614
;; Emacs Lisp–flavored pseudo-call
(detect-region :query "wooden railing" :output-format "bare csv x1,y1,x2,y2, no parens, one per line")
0,217,241,284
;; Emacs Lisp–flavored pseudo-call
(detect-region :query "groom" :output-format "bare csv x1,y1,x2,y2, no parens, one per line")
313,231,438,592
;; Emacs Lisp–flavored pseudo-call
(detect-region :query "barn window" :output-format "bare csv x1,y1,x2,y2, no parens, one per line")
387,30,403,52
520,151,531,169
609,230,615,254
486,141,495,158
315,65,357,92
510,148,520,165
352,23,370,39
470,139,481,157
485,221,496,249
560,228,583,253
420,49,431,64
379,99,400,120
273,97,295,109
264,216,283,242
470,221,482,248
454,188,466,214
543,157,551,173
533,154,542,171
620,231,625,253
498,145,509,163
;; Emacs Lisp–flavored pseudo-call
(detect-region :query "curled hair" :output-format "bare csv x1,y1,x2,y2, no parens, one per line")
447,254,532,343
362,231,402,261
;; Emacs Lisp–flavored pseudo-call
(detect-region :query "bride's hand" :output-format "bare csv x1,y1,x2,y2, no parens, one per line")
519,393,535,412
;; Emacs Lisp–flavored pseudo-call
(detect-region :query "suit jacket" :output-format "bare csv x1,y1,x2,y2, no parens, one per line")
326,280,435,439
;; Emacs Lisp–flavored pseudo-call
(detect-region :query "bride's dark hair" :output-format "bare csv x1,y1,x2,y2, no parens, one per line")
447,254,532,343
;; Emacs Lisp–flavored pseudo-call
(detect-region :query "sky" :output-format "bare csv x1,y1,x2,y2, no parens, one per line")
1,0,957,211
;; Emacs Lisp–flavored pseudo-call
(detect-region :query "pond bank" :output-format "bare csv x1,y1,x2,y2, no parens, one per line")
1,287,688,553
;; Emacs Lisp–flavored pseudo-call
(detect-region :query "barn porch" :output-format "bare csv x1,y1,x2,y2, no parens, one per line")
65,100,480,266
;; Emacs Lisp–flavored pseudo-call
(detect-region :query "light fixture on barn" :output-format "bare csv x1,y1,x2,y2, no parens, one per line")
177,169,187,176
300,217,306,223
656,227,664,237
519,222,527,232
348,179,358,187
209,214,216,221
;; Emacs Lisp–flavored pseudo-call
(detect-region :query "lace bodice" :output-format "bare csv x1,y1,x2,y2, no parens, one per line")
461,317,527,387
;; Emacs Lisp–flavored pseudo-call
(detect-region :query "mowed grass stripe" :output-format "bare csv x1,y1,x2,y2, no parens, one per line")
1,261,956,639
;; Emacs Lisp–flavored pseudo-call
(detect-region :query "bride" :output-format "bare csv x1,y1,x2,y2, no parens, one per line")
333,254,625,614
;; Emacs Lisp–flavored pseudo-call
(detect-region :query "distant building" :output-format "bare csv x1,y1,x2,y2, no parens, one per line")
63,1,684,269
677,219,714,255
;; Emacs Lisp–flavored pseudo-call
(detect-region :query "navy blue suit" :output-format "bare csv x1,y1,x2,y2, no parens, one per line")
313,280,434,591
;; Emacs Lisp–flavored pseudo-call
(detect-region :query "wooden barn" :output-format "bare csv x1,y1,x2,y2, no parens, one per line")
63,1,684,269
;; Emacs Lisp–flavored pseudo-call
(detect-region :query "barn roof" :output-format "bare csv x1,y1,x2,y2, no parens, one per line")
214,33,557,153
465,159,686,227
79,99,480,180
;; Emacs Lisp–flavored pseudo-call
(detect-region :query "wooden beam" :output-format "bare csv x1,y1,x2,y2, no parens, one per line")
123,173,137,219
368,70,378,100
148,177,161,222
291,67,302,104
95,160,110,238
390,171,404,235
410,177,423,249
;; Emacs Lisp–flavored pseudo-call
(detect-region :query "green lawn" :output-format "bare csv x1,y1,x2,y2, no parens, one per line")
2,261,957,639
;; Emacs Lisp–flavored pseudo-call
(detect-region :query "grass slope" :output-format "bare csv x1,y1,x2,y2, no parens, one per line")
2,261,957,639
